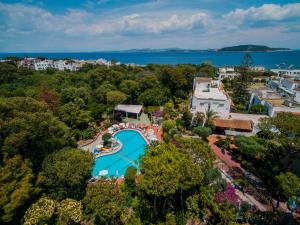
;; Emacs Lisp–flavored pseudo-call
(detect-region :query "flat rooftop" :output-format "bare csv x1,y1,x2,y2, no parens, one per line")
114,104,143,114
194,87,228,101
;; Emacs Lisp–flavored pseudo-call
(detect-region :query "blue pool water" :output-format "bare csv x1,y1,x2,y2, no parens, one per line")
92,130,148,177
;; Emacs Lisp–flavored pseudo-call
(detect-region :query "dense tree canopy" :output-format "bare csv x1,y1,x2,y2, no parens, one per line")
83,179,126,225
41,148,94,200
0,97,72,166
0,156,37,224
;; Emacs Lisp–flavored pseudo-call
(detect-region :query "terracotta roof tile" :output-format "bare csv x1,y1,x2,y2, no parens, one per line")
213,119,252,131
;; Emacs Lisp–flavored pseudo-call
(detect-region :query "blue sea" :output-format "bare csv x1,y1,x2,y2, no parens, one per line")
1,50,300,69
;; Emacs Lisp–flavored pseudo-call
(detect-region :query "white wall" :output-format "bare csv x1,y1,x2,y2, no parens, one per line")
191,97,230,118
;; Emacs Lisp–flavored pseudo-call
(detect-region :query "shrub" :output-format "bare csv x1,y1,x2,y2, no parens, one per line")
193,126,212,139
162,120,176,133
249,104,267,114
215,138,231,150
102,133,112,146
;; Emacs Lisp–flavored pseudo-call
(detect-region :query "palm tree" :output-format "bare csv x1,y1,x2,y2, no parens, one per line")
204,109,218,127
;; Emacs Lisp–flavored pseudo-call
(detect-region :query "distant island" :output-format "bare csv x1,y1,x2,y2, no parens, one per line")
110,48,216,53
218,45,290,52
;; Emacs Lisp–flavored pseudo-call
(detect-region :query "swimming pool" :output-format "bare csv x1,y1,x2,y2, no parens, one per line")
92,130,148,177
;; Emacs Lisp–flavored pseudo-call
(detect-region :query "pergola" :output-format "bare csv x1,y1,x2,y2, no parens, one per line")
114,104,143,119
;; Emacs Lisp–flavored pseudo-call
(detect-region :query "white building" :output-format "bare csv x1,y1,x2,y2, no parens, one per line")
249,85,300,117
250,66,265,72
33,59,80,71
191,77,231,118
268,78,300,104
271,68,300,77
217,67,240,79
53,60,79,71
34,60,54,70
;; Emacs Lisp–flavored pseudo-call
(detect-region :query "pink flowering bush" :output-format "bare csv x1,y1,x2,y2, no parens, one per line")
215,183,239,206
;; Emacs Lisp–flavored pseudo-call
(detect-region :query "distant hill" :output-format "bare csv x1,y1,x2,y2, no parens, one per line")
218,45,290,52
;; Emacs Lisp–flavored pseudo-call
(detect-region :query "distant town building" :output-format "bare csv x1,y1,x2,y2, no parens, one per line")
191,77,231,118
217,67,240,79
16,57,121,71
34,59,54,70
250,66,265,72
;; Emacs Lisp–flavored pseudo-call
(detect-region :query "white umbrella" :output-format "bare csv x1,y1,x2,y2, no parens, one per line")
99,170,108,176
95,144,103,149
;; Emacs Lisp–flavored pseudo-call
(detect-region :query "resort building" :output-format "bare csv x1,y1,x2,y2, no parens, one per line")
249,85,300,117
191,77,231,118
271,68,300,77
268,77,300,104
114,104,143,119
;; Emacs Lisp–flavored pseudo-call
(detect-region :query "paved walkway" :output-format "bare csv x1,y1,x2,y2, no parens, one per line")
81,132,103,152
208,135,270,211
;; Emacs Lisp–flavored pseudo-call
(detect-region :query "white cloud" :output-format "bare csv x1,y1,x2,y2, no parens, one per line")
224,3,300,25
1,2,300,51
0,2,210,36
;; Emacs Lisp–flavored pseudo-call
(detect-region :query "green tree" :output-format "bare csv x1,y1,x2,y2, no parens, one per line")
41,148,94,200
249,104,267,114
232,53,253,106
0,97,71,166
140,143,182,197
24,197,83,225
106,90,127,106
0,156,36,224
162,120,176,133
59,102,92,130
276,172,300,199
138,88,169,106
204,109,218,127
83,179,126,225
120,80,139,103
94,84,116,103
193,126,212,139
0,62,18,83
235,136,267,160
23,197,56,225
102,133,112,146
125,166,137,194
57,199,83,224
192,112,205,127
258,113,300,168
197,61,217,78
182,110,193,128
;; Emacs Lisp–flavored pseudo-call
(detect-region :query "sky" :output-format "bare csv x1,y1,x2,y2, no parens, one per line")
0,0,300,52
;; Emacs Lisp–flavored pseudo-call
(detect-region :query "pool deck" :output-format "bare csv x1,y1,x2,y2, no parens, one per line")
79,123,162,153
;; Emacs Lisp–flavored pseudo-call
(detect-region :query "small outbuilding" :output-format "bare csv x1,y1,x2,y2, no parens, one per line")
114,104,143,119
213,118,253,136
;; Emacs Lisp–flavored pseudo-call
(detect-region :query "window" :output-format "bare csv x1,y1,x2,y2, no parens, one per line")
219,104,224,107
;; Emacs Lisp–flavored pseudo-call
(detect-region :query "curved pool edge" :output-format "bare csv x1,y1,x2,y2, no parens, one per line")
113,128,150,145
92,129,149,178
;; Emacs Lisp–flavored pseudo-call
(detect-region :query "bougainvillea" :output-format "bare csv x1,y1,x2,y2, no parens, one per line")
214,183,239,206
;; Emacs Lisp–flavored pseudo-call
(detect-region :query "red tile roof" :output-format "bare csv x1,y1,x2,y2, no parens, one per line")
213,119,252,131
